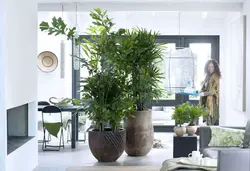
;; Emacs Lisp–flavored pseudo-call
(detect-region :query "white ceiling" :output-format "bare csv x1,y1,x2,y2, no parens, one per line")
38,0,244,3
38,0,243,11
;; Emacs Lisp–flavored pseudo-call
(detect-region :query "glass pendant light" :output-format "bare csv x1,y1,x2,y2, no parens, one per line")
163,12,197,94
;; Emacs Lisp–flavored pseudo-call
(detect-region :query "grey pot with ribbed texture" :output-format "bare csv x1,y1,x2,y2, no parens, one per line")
88,128,126,162
124,110,154,156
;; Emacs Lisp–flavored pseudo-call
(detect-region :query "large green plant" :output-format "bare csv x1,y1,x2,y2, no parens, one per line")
111,28,165,111
39,8,134,131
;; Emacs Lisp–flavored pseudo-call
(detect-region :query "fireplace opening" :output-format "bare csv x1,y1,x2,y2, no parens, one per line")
7,103,34,155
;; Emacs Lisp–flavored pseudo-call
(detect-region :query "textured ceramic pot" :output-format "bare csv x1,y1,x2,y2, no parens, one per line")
88,128,126,162
124,110,154,156
186,126,197,135
174,126,186,137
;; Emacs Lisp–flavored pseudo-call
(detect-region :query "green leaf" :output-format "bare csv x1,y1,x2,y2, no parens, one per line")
39,21,49,31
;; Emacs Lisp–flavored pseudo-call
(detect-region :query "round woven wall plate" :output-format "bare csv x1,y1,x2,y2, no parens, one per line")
37,51,58,73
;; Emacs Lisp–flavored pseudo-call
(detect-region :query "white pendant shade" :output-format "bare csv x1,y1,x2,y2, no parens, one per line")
163,48,197,94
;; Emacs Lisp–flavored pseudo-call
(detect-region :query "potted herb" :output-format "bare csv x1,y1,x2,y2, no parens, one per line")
172,102,190,137
39,8,134,162
186,103,208,135
115,28,165,156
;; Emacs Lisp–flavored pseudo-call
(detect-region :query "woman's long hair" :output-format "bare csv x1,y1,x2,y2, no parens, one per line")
204,59,221,78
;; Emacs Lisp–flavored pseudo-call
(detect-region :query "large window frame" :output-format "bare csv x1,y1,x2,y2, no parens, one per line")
72,35,220,133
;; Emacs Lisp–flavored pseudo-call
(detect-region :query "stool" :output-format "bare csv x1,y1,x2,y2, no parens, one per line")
173,135,197,158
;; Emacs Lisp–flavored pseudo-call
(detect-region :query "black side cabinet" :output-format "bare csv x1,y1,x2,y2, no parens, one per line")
173,135,197,158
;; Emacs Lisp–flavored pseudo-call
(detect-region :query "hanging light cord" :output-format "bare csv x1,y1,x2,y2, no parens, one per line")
178,11,181,47
61,3,64,18
75,3,78,27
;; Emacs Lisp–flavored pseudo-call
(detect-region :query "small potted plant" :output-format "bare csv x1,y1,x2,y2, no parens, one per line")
172,102,190,137
186,103,208,135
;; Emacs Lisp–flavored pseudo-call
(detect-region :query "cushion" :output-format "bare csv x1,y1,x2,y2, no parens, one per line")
242,120,250,148
208,126,245,147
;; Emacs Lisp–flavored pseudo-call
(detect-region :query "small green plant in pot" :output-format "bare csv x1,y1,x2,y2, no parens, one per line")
172,102,190,137
186,102,208,135
39,8,135,162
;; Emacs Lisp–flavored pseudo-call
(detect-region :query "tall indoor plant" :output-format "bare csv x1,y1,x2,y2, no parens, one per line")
115,28,165,156
39,8,134,162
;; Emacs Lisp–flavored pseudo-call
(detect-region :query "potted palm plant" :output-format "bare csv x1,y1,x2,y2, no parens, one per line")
113,28,165,156
186,103,208,135
172,102,190,137
39,8,135,162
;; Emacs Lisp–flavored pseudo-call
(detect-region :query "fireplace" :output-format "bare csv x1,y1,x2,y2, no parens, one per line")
7,103,34,155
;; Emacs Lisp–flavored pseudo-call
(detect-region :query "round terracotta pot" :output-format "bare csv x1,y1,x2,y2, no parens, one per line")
88,128,126,162
174,126,186,137
124,110,154,156
186,126,197,135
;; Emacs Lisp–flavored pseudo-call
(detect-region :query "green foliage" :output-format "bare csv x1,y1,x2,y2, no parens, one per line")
172,102,209,126
82,70,134,131
39,17,77,41
172,102,190,127
187,103,209,126
111,27,165,111
78,9,135,131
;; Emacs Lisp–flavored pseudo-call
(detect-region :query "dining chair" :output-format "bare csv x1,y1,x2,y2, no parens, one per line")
38,101,52,143
41,105,64,151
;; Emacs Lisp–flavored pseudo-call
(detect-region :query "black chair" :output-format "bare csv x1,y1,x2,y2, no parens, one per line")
38,101,51,143
38,101,50,106
41,105,64,151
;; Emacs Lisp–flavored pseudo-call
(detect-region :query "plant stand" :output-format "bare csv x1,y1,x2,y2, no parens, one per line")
173,135,197,158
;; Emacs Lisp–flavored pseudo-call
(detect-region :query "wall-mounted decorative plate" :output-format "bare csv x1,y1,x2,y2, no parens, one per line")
37,51,58,73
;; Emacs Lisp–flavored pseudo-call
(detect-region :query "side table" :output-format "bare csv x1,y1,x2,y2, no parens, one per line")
173,135,197,158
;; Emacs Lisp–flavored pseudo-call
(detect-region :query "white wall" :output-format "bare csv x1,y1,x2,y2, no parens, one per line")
4,0,38,110
38,12,72,102
0,0,38,170
243,0,250,122
219,12,248,126
0,1,7,170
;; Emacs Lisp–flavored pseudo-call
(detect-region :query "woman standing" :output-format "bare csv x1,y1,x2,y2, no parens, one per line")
200,59,221,125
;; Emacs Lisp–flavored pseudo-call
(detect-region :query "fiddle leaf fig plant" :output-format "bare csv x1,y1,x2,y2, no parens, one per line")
39,8,135,132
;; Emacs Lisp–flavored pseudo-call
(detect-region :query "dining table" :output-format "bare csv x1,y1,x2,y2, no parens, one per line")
38,105,84,148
